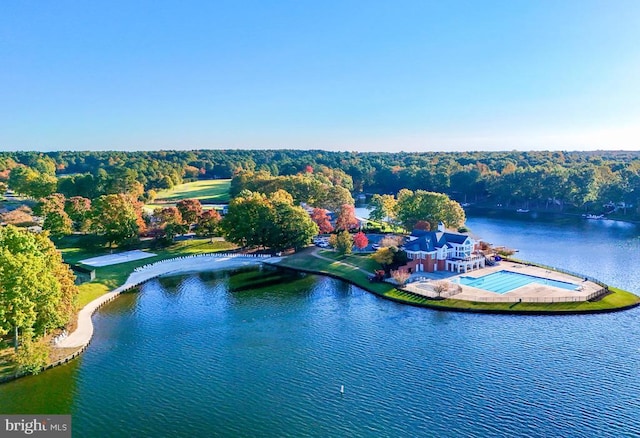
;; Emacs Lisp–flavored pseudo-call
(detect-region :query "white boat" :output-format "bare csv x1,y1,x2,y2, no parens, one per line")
585,214,605,220
516,209,529,213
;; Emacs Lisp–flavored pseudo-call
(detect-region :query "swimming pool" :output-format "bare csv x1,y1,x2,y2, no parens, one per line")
458,270,579,294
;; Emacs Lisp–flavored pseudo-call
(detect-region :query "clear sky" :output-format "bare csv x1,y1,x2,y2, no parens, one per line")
1,1,639,152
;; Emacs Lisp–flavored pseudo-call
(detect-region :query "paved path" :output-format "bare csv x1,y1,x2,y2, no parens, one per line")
57,255,278,349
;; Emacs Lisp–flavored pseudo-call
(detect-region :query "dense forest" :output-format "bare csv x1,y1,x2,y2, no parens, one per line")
2,150,640,215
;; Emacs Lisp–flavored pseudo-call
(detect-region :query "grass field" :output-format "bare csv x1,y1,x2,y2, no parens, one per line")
153,179,231,203
143,203,219,213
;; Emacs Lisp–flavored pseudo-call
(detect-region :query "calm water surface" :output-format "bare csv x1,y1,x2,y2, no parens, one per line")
1,215,639,437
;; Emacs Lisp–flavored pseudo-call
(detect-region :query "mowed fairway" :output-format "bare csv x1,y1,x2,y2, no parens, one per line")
154,179,231,203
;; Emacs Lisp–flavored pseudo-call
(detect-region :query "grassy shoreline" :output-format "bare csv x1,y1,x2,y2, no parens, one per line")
271,249,640,314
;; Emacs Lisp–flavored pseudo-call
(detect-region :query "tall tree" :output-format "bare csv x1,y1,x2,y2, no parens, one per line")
152,207,186,241
176,199,203,226
222,189,317,250
65,196,92,232
311,208,334,234
91,194,142,246
0,226,78,353
196,209,222,238
335,204,359,231
396,189,466,231
330,230,353,255
369,194,397,226
353,231,369,251
38,193,72,237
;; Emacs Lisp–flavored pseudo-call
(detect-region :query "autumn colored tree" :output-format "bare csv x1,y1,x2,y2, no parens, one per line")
90,194,142,246
353,231,368,251
196,209,222,238
335,204,359,231
391,270,410,287
371,246,407,274
153,207,187,241
176,199,203,226
371,247,394,266
0,206,36,227
311,208,334,234
38,193,72,237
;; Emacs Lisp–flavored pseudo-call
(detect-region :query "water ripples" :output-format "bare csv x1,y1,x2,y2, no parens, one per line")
1,268,639,437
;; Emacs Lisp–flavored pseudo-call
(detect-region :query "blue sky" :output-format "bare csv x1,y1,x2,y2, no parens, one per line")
1,1,639,152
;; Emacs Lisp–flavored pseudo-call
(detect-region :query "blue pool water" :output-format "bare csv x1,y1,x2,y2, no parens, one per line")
459,270,579,294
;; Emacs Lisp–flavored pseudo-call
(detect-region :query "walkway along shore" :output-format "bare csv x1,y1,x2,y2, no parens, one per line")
56,253,276,349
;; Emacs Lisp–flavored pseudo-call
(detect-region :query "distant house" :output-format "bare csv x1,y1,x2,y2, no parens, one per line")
399,222,484,274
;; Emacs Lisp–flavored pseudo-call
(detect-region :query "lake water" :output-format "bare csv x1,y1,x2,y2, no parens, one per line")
1,214,639,437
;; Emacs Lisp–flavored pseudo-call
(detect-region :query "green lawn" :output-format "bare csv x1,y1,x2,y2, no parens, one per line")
318,250,381,272
57,237,238,307
273,248,395,296
153,179,231,203
143,203,220,214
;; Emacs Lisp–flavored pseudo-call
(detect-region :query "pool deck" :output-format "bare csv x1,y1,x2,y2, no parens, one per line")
403,262,603,303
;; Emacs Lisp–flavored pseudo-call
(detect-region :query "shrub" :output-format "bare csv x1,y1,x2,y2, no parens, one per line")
13,337,49,375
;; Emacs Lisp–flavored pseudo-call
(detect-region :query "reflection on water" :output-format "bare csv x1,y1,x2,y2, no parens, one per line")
0,217,638,436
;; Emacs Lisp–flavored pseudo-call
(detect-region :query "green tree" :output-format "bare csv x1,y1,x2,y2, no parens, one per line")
65,196,92,232
0,226,78,353
222,189,317,251
369,194,397,226
91,194,141,246
270,195,318,251
222,190,273,248
13,335,49,375
333,230,353,255
8,166,57,198
396,189,466,231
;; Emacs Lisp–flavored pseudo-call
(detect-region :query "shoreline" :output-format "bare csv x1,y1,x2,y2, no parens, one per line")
4,249,638,383
57,254,274,349
466,205,640,225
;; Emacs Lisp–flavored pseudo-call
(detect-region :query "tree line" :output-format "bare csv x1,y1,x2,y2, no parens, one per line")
2,150,640,215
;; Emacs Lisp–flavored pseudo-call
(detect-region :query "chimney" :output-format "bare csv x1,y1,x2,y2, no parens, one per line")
437,221,445,232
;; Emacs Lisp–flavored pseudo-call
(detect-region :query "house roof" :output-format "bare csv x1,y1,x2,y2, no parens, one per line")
404,231,439,252
404,229,471,253
441,232,469,245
